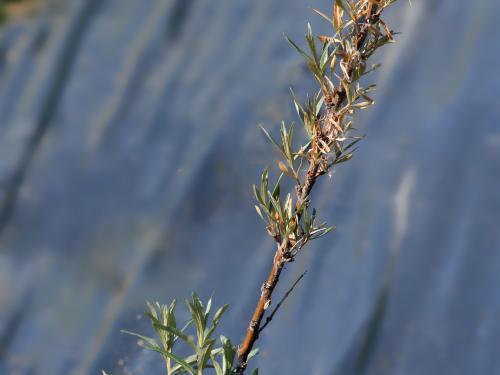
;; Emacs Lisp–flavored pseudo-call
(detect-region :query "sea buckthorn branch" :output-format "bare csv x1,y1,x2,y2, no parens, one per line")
236,1,398,373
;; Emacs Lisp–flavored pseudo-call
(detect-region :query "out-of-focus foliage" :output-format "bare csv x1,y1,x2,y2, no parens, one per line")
0,0,32,24
116,295,258,375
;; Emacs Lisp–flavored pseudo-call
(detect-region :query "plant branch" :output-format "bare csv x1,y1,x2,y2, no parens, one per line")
235,2,397,373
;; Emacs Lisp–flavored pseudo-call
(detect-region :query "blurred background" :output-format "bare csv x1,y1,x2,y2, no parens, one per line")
0,0,499,374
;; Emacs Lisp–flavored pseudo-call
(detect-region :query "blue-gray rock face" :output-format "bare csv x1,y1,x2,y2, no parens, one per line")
0,0,499,374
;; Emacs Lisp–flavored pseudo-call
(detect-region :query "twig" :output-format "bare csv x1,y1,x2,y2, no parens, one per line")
258,270,308,334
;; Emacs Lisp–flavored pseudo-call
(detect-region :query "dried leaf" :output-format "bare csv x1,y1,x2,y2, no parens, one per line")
278,161,292,176
333,0,344,31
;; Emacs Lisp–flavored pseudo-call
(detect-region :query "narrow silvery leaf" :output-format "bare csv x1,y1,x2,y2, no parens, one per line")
255,205,266,223
312,8,334,27
152,323,196,351
247,348,259,360
306,23,319,67
211,355,224,375
121,330,158,348
205,296,212,315
284,34,311,61
260,125,283,153
271,174,283,199
261,169,268,204
148,345,196,375
213,305,229,325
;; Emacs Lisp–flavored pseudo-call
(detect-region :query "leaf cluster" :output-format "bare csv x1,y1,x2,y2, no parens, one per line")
253,165,333,261
120,295,258,375
253,0,397,261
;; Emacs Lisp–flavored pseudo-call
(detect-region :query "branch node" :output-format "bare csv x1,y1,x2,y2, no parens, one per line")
249,320,259,331
263,299,271,310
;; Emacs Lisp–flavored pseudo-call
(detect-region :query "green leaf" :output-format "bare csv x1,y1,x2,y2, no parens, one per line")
255,205,266,222
260,169,268,204
145,311,160,325
280,121,294,163
213,304,229,325
343,137,363,152
350,99,374,110
171,354,198,374
197,339,215,370
147,345,196,375
152,323,196,350
268,190,280,210
311,225,336,240
146,301,158,319
166,300,177,329
290,89,306,122
321,226,335,236
319,44,330,71
179,319,194,333
306,23,319,67
315,94,325,117
307,59,323,79
205,296,213,315
121,330,158,348
211,354,224,375
271,173,283,199
363,63,382,77
351,62,366,82
335,0,354,21
253,185,264,206
342,80,353,105
312,8,334,28
186,294,207,346
268,191,283,221
220,336,235,372
204,304,229,341
335,151,354,164
260,125,284,155
284,34,311,62
247,348,259,361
